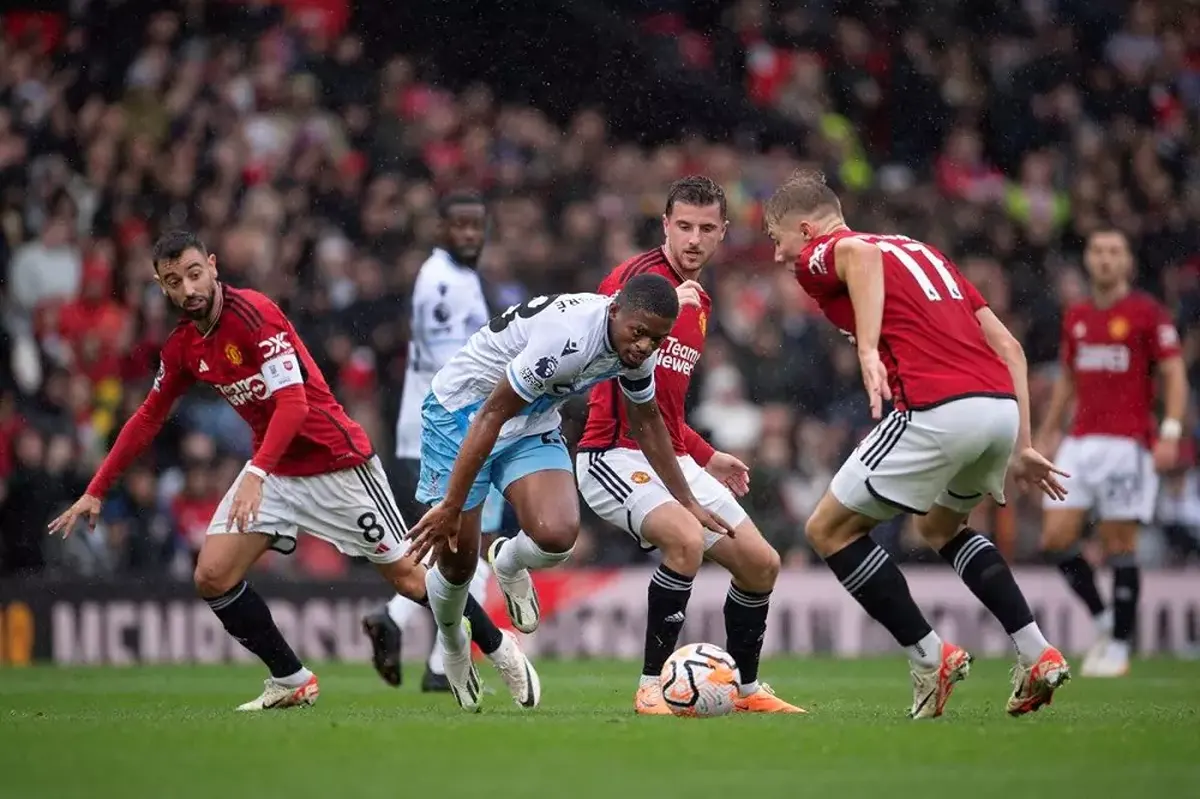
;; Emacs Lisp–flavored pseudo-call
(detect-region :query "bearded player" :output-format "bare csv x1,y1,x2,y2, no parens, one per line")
765,171,1070,718
48,230,539,712
1035,229,1189,678
576,176,803,715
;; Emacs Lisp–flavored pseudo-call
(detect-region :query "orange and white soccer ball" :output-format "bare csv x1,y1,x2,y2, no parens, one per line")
660,643,741,717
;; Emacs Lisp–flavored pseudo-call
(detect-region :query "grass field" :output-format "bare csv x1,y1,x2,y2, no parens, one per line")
2,657,1199,798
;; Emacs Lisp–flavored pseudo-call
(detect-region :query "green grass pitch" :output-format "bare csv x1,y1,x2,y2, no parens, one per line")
3,658,1199,798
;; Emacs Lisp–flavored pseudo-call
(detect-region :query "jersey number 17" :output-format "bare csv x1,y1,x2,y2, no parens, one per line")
875,240,963,302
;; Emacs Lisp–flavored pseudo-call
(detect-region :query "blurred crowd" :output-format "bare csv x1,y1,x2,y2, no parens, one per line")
1,0,1198,580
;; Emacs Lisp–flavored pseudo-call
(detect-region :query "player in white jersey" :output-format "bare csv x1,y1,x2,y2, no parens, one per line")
405,274,735,709
362,192,513,692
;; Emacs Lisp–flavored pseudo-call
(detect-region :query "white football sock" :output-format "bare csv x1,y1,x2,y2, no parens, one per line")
905,630,943,669
739,680,760,698
427,637,446,675
386,593,421,629
275,666,313,687
639,674,659,689
469,557,491,605
425,566,470,653
1010,621,1051,665
492,531,573,579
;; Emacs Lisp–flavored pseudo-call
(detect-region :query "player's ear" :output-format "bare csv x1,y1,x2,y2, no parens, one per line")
207,253,218,275
719,220,729,242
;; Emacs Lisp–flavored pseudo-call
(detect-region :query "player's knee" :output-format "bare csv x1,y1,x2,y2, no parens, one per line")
525,513,579,554
732,539,781,592
659,529,705,575
193,562,240,599
1040,514,1081,553
377,558,427,600
438,554,477,586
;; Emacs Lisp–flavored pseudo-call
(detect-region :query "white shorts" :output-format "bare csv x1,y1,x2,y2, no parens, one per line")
1043,435,1158,523
832,396,1019,520
575,448,749,552
207,455,410,564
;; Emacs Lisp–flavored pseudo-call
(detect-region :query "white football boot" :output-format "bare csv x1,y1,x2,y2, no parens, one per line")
486,629,541,708
487,538,541,633
236,673,319,711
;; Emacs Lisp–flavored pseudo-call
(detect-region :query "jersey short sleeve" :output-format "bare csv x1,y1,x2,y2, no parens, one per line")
504,315,576,403
962,278,988,311
617,353,657,404
237,294,305,394
1148,302,1182,362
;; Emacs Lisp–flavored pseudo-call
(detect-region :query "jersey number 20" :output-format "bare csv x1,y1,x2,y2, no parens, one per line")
875,240,963,302
489,294,560,333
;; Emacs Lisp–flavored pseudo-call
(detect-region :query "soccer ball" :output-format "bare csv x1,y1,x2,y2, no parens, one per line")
660,643,741,717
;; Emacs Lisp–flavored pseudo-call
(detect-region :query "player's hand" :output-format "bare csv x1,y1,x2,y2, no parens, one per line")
857,348,892,420
1010,447,1070,501
406,501,462,564
47,494,102,537
1152,437,1180,473
228,472,264,533
676,280,704,309
685,499,736,538
706,451,750,496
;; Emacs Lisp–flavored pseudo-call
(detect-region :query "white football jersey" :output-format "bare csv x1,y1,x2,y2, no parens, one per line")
395,248,492,458
431,292,656,442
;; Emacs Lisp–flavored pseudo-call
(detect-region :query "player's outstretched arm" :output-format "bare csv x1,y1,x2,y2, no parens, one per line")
47,365,187,537
624,395,734,537
406,379,528,563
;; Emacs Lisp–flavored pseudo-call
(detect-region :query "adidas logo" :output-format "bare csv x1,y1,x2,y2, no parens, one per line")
664,611,685,624
561,340,579,356
199,359,209,373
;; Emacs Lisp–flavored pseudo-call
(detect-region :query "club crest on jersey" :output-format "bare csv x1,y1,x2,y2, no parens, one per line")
630,471,651,484
1073,322,1087,338
1108,317,1129,341
698,311,707,336
225,343,243,366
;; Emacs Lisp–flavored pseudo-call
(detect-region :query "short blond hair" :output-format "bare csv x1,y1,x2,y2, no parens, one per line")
763,169,842,227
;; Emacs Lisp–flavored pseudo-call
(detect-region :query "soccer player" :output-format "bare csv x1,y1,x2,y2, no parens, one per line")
363,191,511,692
576,176,803,714
1035,229,1189,678
405,274,734,708
763,171,1070,718
47,230,539,712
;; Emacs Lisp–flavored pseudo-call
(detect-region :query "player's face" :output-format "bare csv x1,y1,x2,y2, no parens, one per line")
444,204,487,266
609,307,675,369
766,213,815,265
663,202,726,272
155,248,218,321
1084,232,1133,290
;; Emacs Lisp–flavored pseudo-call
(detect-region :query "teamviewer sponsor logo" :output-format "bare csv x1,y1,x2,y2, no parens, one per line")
217,374,271,406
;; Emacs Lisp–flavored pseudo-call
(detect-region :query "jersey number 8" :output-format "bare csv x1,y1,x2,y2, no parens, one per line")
489,294,560,333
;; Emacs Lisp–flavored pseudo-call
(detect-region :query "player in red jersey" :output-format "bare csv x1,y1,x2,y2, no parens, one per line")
47,231,539,713
577,177,804,715
764,170,1070,718
1035,229,1189,678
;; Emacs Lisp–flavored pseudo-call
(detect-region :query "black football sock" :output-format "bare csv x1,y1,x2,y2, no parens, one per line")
940,529,1034,634
1054,551,1107,617
823,536,935,657
643,564,693,678
1110,554,1140,644
206,581,303,679
417,592,503,655
724,583,770,688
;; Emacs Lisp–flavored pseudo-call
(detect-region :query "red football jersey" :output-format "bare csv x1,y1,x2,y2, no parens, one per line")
578,248,715,464
153,286,374,476
1061,291,1181,445
797,230,1014,411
